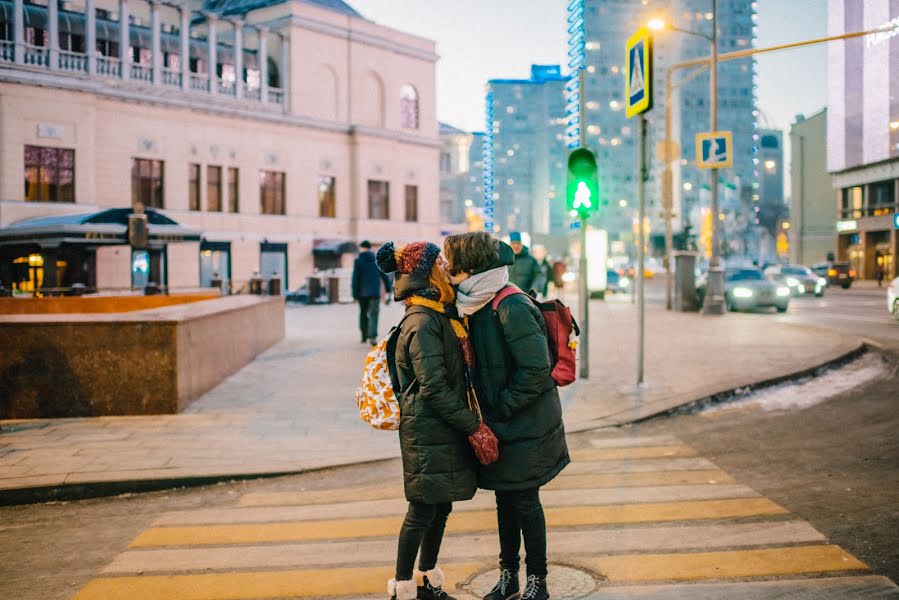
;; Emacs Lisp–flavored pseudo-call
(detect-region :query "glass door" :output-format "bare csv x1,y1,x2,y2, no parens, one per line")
199,242,231,290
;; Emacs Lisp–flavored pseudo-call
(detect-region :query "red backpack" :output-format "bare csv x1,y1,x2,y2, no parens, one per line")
491,285,580,387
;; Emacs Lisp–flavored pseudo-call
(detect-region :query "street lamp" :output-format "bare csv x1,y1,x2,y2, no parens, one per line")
647,3,723,314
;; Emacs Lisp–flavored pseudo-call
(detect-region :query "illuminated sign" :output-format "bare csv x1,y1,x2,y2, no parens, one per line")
893,213,899,229
625,28,653,118
836,220,858,233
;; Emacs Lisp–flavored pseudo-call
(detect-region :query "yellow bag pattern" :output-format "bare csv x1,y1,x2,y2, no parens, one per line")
355,334,401,430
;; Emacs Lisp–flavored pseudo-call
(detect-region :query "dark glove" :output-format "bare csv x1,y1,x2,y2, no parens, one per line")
468,422,499,466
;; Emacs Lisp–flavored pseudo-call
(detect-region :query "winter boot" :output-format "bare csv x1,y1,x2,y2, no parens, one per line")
483,568,520,600
417,567,456,600
520,575,548,600
387,578,418,600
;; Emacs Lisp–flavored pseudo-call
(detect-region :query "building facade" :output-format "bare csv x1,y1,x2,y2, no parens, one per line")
438,121,472,227
827,0,899,280
0,0,440,293
790,109,835,266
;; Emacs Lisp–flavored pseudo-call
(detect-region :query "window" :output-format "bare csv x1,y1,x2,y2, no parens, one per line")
318,175,336,218
228,167,239,213
132,158,164,208
188,163,201,211
440,152,452,173
260,170,285,215
404,185,418,222
24,145,75,203
400,84,419,129
207,166,222,212
368,180,390,220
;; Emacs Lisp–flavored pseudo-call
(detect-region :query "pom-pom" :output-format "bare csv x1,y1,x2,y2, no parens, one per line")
376,242,397,273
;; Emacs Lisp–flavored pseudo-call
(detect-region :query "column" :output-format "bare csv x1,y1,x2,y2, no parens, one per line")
119,0,130,80
207,14,217,95
150,0,161,84
13,0,24,64
86,0,96,75
279,32,289,112
48,0,59,69
233,20,243,99
179,6,190,90
258,27,268,103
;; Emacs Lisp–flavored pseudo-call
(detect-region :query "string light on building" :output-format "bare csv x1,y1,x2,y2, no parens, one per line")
565,0,586,149
483,90,495,233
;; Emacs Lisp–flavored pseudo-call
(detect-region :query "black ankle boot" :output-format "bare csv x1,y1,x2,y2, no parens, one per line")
520,575,548,600
483,569,519,600
418,575,456,600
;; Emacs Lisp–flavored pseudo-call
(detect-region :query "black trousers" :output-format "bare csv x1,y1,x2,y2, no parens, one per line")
395,501,453,581
496,488,547,578
358,297,380,340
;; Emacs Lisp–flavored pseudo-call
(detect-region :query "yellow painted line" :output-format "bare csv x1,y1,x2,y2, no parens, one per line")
238,483,403,507
570,445,698,461
131,498,787,547
73,562,480,600
592,545,868,582
544,470,735,490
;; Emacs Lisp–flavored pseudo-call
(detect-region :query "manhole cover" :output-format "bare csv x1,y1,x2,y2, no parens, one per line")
460,564,601,599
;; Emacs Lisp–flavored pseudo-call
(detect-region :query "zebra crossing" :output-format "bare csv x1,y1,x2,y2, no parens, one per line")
72,434,899,599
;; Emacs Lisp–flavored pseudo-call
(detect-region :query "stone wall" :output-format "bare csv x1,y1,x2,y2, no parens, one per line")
0,296,284,418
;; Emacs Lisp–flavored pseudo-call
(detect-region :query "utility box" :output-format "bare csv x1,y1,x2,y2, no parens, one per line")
674,251,699,312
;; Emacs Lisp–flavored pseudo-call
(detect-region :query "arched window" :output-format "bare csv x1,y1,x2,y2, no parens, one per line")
400,84,419,129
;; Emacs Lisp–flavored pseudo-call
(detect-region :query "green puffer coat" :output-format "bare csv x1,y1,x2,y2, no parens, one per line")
392,275,481,505
468,247,570,491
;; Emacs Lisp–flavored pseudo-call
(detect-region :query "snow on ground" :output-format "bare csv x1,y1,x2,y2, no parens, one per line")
704,352,891,414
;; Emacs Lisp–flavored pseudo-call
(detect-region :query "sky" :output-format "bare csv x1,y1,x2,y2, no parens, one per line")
348,0,829,134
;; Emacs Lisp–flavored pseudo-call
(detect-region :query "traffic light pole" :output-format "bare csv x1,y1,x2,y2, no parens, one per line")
578,66,590,380
637,113,647,386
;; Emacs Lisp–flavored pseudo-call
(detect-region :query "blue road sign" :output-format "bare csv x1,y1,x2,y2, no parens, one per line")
696,131,733,169
625,28,652,118
893,212,899,229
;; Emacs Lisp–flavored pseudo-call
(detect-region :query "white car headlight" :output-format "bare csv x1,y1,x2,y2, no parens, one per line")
562,272,576,283
786,277,800,287
620,277,630,288
776,286,791,297
816,278,826,288
733,287,753,298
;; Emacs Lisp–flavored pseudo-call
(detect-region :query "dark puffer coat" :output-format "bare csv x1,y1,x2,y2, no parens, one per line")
392,274,481,505
468,245,569,491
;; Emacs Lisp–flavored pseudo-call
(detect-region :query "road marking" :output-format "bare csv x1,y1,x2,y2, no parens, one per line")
131,498,788,547
570,445,698,461
565,457,718,474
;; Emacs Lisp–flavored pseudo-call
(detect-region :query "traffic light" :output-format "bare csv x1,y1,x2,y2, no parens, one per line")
566,147,599,220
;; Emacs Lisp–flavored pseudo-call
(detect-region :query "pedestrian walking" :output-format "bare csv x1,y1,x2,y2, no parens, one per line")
507,232,546,295
876,260,885,288
376,241,499,600
443,231,570,600
352,241,391,345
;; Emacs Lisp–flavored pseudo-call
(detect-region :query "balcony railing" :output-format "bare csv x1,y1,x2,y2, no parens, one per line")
130,63,153,82
269,88,284,105
23,44,49,67
97,55,120,77
189,73,209,92
243,83,260,101
217,79,235,96
161,67,181,87
1,40,14,63
58,50,87,73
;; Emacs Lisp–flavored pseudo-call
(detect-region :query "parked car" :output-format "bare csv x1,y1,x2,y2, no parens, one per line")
811,261,856,289
606,269,631,293
889,277,899,321
724,268,791,313
764,264,826,297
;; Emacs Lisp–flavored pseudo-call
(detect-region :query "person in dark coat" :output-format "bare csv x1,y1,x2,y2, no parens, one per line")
352,241,390,345
508,232,546,295
377,241,498,600
443,231,570,600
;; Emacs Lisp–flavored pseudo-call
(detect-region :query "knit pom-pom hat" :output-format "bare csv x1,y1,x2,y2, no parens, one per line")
377,241,441,280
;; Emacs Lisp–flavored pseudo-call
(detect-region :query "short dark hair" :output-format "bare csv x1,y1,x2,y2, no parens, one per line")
444,231,499,276
359,240,371,249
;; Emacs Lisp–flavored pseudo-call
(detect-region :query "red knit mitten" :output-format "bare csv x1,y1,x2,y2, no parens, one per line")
468,423,499,466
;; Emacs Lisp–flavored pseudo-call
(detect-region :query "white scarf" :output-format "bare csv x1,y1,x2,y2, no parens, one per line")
455,267,509,316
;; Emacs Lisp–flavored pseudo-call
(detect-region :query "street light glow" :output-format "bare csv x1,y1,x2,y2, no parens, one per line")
647,17,666,31
890,120,899,130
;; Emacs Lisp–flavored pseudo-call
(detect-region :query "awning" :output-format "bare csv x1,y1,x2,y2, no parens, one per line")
0,208,201,248
312,239,358,255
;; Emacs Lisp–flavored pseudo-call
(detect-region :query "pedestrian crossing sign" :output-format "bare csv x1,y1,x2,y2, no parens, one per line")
625,28,653,118
696,131,734,169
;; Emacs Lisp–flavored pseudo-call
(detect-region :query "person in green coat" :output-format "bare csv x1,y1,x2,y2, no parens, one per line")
508,232,547,295
443,231,570,600
376,241,498,600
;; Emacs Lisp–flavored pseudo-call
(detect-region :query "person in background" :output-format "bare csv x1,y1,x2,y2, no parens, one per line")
875,259,885,288
508,232,546,295
352,240,390,345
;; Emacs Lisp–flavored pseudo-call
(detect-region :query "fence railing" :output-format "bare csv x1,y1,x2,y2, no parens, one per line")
23,45,49,67
161,67,181,87
130,63,153,82
97,55,120,77
58,50,87,73
268,88,284,105
190,73,209,92
0,40,14,63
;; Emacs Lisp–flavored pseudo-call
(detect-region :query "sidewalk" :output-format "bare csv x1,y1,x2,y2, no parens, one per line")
0,296,864,503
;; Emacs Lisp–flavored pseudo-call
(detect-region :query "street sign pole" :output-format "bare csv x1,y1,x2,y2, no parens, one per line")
704,0,725,315
578,65,590,380
637,113,647,385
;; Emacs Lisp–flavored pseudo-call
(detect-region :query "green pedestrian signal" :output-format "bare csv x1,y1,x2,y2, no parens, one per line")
567,148,599,219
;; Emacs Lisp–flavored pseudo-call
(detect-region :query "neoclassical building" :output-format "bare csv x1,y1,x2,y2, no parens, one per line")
0,0,440,293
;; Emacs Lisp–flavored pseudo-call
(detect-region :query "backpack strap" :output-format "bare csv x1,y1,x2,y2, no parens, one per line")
491,284,527,311
385,305,437,399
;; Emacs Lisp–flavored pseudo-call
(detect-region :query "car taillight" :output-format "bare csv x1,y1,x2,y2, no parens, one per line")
827,269,837,276
849,269,856,277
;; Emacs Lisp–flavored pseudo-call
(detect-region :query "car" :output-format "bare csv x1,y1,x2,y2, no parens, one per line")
812,261,856,289
724,268,791,313
606,269,632,293
889,277,899,322
764,264,827,297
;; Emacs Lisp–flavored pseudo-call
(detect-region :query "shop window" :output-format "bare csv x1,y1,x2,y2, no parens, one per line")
24,145,75,203
405,185,418,222
207,166,222,212
228,167,239,213
260,170,286,215
318,175,336,218
368,180,390,220
131,158,164,209
188,163,201,211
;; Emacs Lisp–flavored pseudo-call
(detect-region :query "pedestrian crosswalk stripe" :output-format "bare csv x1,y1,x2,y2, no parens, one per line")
565,457,717,474
569,445,698,461
131,498,788,548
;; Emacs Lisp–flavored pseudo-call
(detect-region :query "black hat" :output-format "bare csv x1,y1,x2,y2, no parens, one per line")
359,240,372,249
